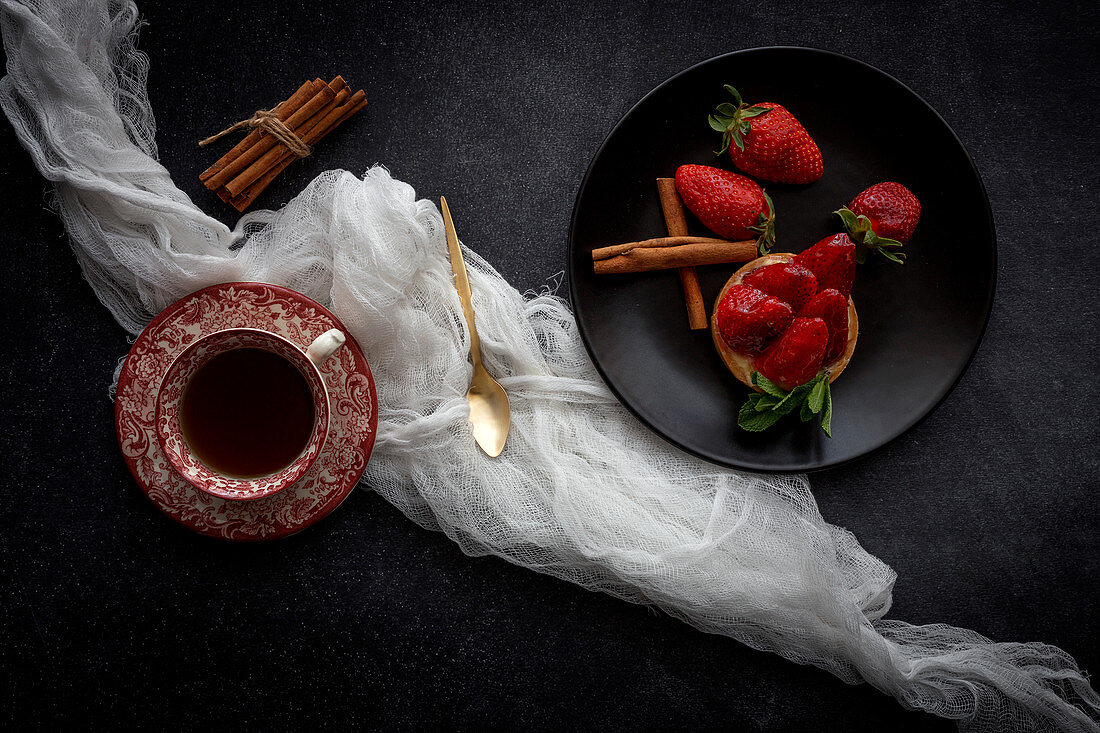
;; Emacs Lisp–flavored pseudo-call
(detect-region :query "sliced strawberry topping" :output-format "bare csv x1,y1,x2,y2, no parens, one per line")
792,233,857,298
757,316,828,390
742,261,817,312
799,289,848,363
715,285,794,354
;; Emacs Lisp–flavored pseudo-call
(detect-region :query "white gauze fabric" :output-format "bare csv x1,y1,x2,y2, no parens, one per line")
2,2,1097,730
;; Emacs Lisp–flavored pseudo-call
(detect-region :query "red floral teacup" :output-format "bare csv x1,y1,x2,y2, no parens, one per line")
155,327,345,501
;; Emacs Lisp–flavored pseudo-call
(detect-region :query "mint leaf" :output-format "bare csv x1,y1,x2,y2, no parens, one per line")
739,403,783,432
808,378,826,413
774,383,812,416
820,381,833,437
770,390,797,415
744,391,778,416
739,372,831,433
752,371,786,398
755,395,781,411
739,371,836,435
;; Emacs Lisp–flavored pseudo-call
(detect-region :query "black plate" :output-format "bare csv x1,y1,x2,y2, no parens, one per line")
568,48,996,473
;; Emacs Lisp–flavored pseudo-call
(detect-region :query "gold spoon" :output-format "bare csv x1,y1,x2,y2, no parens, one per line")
440,197,511,457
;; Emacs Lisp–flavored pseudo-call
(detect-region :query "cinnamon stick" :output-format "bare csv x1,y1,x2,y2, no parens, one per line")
594,240,757,275
224,86,358,197
592,236,730,262
657,178,707,329
227,93,367,210
203,77,344,191
199,79,321,183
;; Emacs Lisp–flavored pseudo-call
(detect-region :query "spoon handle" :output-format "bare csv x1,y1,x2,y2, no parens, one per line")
440,197,483,369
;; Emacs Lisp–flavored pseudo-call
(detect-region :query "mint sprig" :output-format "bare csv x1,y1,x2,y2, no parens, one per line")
738,371,833,437
709,84,772,156
836,207,905,264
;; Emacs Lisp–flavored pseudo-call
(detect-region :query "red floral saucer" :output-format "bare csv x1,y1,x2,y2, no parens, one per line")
115,282,377,540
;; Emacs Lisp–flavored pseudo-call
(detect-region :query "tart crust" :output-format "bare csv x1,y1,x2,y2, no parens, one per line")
711,253,859,392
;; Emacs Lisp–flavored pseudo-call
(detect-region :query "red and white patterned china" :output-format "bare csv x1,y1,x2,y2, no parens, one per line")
155,327,341,501
115,282,377,540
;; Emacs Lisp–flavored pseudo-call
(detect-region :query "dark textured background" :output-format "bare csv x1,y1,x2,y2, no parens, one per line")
1,1,1097,730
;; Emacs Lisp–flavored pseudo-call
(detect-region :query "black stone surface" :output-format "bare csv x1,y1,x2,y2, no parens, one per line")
1,1,1096,730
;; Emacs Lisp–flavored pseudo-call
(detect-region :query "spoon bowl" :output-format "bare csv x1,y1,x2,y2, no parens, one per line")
467,364,510,457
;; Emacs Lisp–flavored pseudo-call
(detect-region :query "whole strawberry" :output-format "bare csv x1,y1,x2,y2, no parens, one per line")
799,289,848,363
715,285,793,354
792,233,857,298
757,316,828,390
675,164,775,254
849,182,921,242
742,262,817,312
709,85,823,185
836,182,920,263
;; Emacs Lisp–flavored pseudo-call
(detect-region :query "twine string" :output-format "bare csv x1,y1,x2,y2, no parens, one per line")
198,108,311,157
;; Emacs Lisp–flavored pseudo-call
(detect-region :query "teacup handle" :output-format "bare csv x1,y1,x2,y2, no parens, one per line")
305,329,346,367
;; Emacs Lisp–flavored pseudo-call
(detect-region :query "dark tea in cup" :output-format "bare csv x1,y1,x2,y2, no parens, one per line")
156,327,344,501
180,348,315,478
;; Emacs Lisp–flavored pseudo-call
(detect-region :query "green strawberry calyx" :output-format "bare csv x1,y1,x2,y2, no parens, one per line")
709,84,772,155
748,190,776,256
737,371,833,437
836,207,906,265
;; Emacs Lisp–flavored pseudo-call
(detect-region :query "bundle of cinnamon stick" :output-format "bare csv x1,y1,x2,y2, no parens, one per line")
199,76,366,211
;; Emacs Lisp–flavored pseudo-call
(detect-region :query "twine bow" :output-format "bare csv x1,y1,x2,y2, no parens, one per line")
198,107,311,157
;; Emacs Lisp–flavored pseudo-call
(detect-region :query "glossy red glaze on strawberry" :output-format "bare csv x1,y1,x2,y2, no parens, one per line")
742,261,817,312
674,164,769,241
849,182,921,243
799,288,848,363
729,103,823,185
715,285,794,354
792,233,857,298
758,317,828,390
